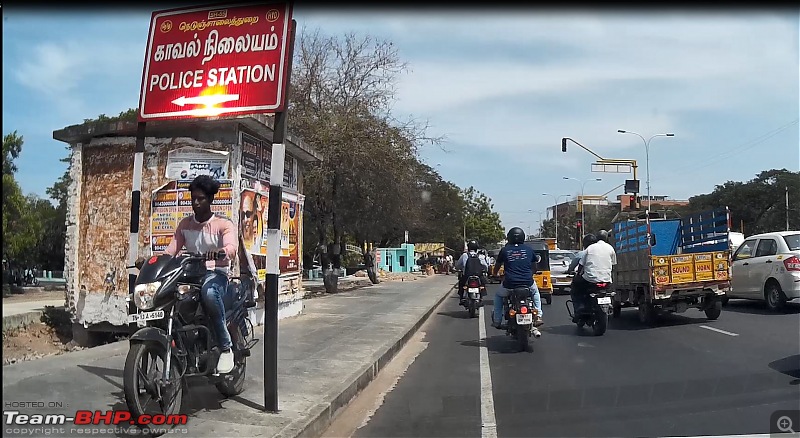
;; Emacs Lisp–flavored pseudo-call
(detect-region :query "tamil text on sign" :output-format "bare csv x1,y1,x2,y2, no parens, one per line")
138,2,293,121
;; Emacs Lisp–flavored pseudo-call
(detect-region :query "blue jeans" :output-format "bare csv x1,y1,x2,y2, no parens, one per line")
493,283,542,325
201,270,232,351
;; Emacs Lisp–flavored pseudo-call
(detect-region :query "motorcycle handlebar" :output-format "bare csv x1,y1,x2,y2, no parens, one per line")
181,250,228,263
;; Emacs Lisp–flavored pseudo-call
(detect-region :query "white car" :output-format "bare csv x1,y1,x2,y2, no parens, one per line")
549,250,577,294
729,231,800,311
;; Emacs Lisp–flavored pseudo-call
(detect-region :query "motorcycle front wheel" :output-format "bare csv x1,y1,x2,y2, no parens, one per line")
123,343,184,426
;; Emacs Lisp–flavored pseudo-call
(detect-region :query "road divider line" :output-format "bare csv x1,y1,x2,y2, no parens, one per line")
478,307,498,438
699,325,739,337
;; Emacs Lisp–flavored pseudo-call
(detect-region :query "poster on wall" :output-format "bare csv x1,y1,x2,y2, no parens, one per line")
240,133,261,179
283,155,297,190
238,181,304,281
165,147,230,180
259,142,272,182
149,179,233,253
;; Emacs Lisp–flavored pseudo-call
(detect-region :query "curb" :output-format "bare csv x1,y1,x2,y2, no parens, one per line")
274,277,458,438
2,311,47,331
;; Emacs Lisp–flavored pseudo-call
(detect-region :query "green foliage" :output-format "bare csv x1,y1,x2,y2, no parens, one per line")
679,169,800,235
461,186,505,247
2,131,67,270
82,108,138,124
3,131,24,175
292,30,504,256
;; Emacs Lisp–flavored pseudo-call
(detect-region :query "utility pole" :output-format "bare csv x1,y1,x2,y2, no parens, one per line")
786,186,790,231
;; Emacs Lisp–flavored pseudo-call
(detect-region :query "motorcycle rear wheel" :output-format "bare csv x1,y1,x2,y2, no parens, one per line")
468,299,477,318
216,325,248,397
516,327,530,352
592,310,608,336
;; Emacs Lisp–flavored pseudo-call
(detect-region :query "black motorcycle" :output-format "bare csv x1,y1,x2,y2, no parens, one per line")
497,287,541,352
123,251,258,427
567,278,614,336
461,275,485,318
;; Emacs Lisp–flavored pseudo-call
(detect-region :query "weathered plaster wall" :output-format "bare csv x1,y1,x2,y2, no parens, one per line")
70,136,231,326
66,133,307,327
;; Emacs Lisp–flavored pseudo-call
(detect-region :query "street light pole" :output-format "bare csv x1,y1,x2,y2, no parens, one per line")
527,209,543,238
542,193,570,248
563,177,601,237
617,130,675,211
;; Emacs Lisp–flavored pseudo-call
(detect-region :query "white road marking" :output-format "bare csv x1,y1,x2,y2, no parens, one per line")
699,325,739,337
478,307,498,438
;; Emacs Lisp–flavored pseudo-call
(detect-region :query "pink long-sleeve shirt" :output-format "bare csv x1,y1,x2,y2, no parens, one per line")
164,214,238,273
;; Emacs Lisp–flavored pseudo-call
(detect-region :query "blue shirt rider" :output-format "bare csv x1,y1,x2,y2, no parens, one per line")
492,227,543,329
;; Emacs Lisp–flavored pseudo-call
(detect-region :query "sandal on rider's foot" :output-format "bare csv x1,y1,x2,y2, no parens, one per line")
534,318,544,327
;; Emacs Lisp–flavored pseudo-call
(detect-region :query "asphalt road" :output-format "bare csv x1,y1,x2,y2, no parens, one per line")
330,283,800,438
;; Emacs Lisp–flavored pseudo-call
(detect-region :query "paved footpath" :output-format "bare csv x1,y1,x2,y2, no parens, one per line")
2,275,456,438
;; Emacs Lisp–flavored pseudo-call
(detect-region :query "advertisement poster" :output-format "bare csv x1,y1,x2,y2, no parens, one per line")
239,185,304,280
240,133,261,179
165,147,230,180
149,179,233,253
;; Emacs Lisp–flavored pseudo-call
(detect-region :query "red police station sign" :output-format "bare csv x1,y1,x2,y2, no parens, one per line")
138,2,293,122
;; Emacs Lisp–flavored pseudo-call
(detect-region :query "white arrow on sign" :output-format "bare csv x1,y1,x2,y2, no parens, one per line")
172,94,240,107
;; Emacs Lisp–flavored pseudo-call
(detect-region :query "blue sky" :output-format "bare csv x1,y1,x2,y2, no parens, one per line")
3,8,799,233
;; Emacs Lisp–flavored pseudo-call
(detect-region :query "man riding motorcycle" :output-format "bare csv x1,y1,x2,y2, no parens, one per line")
456,240,488,303
570,230,617,322
568,233,598,316
492,227,544,329
161,175,238,374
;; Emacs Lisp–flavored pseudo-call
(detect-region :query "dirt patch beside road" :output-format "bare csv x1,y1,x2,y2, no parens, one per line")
2,306,84,366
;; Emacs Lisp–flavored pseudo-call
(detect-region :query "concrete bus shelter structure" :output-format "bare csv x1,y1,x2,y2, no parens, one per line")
53,114,322,343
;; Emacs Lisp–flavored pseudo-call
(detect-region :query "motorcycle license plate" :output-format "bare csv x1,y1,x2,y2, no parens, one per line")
516,314,533,325
127,310,165,323
468,287,479,293
597,297,611,305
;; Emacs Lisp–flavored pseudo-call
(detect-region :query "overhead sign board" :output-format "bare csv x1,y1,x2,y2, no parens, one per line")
138,2,293,121
592,162,632,173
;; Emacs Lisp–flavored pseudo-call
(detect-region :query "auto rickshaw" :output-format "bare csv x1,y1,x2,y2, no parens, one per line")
488,240,553,305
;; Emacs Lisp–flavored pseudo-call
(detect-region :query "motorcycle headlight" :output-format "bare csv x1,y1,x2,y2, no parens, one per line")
134,282,161,310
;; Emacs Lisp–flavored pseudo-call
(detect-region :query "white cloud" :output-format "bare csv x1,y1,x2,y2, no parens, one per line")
14,39,143,117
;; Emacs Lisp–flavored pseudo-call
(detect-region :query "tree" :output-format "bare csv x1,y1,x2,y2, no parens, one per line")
290,29,446,254
682,169,800,235
3,132,30,261
3,131,24,175
461,186,505,247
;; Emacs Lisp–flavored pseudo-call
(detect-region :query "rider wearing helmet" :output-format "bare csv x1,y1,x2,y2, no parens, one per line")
456,240,488,303
571,230,617,321
491,227,544,329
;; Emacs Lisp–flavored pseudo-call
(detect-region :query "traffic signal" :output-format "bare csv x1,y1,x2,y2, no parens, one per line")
561,138,568,152
576,220,582,229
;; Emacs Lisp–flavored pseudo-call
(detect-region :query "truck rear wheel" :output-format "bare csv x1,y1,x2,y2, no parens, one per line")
612,302,621,318
638,303,656,325
704,300,722,320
